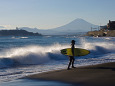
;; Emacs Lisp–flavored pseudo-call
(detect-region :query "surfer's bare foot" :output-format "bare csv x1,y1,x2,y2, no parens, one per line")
72,66,76,68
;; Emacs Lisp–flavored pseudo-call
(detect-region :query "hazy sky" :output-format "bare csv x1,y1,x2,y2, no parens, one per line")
0,0,115,29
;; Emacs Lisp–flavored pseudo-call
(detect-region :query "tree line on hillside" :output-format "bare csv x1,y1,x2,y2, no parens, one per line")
0,29,42,36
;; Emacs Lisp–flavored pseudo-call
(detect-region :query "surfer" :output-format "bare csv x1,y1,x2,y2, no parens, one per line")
67,40,76,70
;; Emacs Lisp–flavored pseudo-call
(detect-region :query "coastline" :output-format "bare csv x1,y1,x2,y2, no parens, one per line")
27,62,115,86
86,30,115,37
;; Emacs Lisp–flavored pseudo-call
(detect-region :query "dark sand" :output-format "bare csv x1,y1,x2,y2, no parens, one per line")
27,62,115,86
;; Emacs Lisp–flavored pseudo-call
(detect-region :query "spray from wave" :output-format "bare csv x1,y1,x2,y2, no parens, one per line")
80,38,115,53
0,43,69,68
0,39,115,68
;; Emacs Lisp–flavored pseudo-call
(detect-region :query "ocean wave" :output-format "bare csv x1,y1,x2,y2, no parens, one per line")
0,43,69,68
0,40,114,68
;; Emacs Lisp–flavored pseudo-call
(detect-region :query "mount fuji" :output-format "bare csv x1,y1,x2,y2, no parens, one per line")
20,18,98,35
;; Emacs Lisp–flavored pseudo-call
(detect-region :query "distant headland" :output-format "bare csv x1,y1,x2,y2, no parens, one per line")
0,28,42,36
86,20,115,37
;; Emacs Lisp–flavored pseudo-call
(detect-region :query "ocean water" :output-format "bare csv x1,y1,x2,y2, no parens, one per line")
0,36,115,83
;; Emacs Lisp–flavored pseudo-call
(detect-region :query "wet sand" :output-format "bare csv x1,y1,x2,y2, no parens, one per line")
27,62,115,86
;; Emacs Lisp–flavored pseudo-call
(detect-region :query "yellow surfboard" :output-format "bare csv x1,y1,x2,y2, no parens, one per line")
61,48,90,56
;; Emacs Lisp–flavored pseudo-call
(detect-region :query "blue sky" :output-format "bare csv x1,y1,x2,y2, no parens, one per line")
0,0,115,29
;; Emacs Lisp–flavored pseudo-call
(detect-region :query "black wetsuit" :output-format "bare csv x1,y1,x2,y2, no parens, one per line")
67,43,75,69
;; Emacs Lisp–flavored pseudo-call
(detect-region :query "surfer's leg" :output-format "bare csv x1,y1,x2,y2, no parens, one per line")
67,56,72,70
72,57,75,68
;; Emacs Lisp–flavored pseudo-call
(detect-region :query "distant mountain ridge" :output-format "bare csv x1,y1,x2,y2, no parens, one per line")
20,18,98,35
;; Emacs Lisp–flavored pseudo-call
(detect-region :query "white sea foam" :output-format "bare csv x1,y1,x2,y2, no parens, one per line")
0,43,69,67
0,40,114,68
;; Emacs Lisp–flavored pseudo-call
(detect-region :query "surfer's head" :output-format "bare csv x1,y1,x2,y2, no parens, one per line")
71,40,75,44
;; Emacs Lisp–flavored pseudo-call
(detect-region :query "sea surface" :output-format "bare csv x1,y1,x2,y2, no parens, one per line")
0,35,115,85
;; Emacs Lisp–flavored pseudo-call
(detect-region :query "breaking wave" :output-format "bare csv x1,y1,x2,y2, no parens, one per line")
0,40,115,68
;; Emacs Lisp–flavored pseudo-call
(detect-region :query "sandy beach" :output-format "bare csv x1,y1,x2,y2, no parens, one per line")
27,62,115,86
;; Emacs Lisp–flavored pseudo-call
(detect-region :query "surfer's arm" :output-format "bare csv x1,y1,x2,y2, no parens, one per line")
72,49,74,56
71,45,74,56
